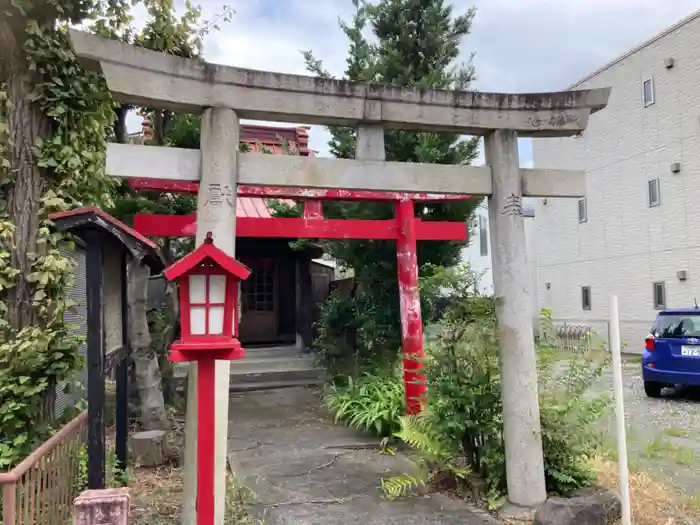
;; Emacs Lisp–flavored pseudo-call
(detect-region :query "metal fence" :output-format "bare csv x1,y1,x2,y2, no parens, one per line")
0,411,88,525
539,318,650,355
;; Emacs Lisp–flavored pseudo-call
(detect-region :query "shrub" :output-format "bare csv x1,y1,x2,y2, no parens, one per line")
325,263,612,501
388,302,611,500
74,444,128,492
315,264,477,376
325,365,405,438
381,413,470,499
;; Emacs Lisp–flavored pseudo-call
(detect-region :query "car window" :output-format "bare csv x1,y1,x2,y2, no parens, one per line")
654,314,700,338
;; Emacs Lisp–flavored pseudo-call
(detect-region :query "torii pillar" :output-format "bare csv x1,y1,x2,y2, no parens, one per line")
179,108,239,524
486,130,545,515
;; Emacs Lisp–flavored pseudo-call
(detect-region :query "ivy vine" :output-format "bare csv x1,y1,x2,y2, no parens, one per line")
0,4,125,467
0,0,235,467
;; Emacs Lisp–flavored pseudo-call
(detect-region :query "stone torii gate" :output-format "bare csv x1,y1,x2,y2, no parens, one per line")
69,30,610,522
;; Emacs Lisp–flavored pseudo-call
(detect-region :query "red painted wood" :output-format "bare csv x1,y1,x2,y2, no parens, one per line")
128,179,472,202
132,214,468,241
396,200,427,415
303,200,324,220
168,346,245,363
197,357,216,525
164,238,252,281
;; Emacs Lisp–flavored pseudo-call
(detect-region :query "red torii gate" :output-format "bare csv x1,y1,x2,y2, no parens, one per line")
130,179,470,414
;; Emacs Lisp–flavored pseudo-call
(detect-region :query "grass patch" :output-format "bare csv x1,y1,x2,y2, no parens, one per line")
643,437,699,467
591,456,699,525
130,463,261,524
662,427,692,439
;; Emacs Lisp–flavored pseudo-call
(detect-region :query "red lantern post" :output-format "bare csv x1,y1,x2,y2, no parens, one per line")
163,232,251,525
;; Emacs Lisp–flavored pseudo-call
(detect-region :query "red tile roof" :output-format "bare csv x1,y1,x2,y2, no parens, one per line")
137,121,313,218
237,196,295,218
234,126,312,218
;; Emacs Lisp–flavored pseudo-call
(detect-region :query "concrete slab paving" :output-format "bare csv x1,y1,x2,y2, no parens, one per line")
227,387,502,525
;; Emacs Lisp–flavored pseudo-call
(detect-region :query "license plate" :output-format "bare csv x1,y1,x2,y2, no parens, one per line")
681,345,700,357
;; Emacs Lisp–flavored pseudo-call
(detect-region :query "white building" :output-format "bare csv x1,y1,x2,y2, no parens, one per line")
531,9,700,348
461,199,539,318
461,201,494,295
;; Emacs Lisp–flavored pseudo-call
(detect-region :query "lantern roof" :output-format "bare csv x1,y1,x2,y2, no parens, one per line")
164,232,251,282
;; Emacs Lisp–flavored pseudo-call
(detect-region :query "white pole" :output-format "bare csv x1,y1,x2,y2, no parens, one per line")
609,295,632,525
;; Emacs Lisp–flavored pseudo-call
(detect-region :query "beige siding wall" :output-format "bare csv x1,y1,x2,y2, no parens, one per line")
532,11,700,351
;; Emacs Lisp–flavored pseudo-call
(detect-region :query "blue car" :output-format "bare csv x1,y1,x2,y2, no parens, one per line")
643,307,700,397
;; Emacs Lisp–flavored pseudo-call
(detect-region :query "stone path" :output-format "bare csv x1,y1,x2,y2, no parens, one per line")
227,387,501,525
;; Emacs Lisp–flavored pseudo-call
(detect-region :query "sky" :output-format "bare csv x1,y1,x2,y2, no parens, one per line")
127,0,700,167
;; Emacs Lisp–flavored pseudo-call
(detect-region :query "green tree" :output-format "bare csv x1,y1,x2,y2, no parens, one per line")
304,0,482,369
0,0,131,466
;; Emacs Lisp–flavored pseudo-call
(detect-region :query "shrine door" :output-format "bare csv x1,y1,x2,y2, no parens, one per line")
239,258,279,343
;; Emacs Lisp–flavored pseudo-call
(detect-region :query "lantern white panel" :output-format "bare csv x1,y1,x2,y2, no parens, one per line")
191,306,206,335
189,274,206,303
208,306,225,335
209,274,226,303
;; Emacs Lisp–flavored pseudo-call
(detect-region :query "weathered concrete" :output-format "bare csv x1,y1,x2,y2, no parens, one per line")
227,387,503,525
485,129,547,510
106,143,587,198
356,124,386,160
520,168,586,198
107,143,493,195
181,108,240,525
69,30,609,137
130,430,167,467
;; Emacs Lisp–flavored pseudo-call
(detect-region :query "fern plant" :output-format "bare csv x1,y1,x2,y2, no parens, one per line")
381,414,470,499
324,366,405,438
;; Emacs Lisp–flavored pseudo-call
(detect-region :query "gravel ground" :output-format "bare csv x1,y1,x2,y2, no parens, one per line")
591,355,700,500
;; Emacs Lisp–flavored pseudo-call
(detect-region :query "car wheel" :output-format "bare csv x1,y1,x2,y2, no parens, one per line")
644,381,663,398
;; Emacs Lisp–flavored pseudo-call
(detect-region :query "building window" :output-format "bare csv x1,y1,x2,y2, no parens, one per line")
578,198,587,223
581,286,591,310
643,78,655,107
478,215,488,256
653,282,666,309
648,178,660,207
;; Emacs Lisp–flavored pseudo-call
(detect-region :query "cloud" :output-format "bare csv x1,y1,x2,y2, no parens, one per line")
127,0,699,163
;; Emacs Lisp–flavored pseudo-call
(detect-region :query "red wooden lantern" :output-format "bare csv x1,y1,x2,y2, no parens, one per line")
163,232,251,525
164,232,251,362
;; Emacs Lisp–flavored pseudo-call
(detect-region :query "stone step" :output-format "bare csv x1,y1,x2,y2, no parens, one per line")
243,348,301,360
242,345,304,360
172,351,325,393
229,361,325,386
230,355,316,373
229,378,324,393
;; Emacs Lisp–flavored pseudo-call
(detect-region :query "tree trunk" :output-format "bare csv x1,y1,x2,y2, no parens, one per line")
127,258,168,430
113,105,128,144
0,9,54,331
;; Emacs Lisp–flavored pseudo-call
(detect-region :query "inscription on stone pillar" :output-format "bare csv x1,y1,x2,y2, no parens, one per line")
204,183,234,207
501,193,523,216
73,488,131,525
